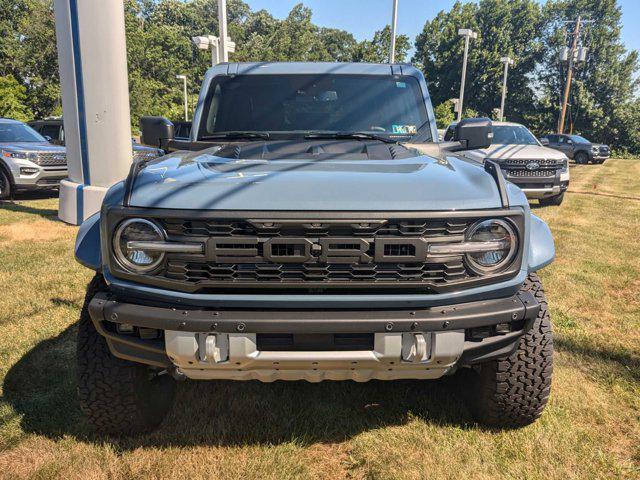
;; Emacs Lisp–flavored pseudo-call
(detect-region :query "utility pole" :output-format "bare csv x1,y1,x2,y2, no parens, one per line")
457,28,477,122
499,56,514,121
176,75,188,121
558,16,581,134
389,0,399,63
218,0,229,63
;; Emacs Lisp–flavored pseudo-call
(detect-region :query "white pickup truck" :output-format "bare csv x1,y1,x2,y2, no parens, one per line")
445,121,570,206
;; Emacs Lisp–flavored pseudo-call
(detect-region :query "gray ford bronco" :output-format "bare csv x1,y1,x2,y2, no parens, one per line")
75,62,555,435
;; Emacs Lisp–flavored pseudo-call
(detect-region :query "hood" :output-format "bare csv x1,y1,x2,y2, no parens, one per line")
469,144,566,162
475,143,567,161
128,141,507,211
0,142,66,153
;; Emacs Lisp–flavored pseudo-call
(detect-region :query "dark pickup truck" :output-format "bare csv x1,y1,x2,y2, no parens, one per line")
539,133,610,164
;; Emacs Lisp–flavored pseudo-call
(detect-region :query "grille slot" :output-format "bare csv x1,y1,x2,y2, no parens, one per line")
164,259,468,285
33,152,67,166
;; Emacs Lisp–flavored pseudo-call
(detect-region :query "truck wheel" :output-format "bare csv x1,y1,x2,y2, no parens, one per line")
77,275,176,436
575,152,588,164
467,273,553,428
0,167,12,200
539,192,564,207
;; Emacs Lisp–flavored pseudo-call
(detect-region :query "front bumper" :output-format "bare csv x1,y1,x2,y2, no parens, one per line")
88,289,540,381
505,172,569,199
10,160,67,190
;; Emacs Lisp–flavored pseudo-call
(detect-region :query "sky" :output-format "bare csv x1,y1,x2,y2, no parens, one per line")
244,0,640,57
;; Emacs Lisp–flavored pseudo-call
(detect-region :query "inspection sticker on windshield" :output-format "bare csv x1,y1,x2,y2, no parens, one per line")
392,124,417,134
396,81,407,88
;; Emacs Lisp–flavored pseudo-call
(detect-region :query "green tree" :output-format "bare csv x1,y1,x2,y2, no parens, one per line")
434,102,455,129
354,25,411,63
0,75,32,121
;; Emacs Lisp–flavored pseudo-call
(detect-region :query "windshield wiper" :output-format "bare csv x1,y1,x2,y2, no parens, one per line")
200,131,270,140
304,131,398,144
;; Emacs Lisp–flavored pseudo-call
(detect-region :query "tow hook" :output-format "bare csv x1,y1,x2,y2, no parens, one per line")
169,365,187,382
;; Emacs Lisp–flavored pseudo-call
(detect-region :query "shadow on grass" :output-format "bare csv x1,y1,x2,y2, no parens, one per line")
3,324,477,448
0,197,59,219
555,336,640,383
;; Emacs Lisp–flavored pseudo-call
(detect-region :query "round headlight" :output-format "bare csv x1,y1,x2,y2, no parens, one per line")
113,218,165,273
465,219,517,274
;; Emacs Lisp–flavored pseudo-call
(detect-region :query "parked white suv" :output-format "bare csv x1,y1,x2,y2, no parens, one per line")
445,121,570,206
0,118,67,199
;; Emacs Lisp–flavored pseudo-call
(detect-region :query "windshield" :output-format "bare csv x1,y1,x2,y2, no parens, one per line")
491,125,539,145
0,123,47,143
198,74,430,141
569,135,590,144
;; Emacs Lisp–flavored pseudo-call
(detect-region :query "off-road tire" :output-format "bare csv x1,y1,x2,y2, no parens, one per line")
77,275,176,436
574,152,589,164
539,192,564,207
467,273,553,428
0,167,12,200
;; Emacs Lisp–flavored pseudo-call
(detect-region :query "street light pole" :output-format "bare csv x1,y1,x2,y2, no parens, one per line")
218,0,229,63
457,28,477,122
499,56,514,122
176,75,188,121
389,0,398,63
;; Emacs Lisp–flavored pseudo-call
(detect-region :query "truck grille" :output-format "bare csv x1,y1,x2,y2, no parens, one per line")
506,169,555,177
163,218,468,238
165,259,468,285
33,152,67,166
153,218,477,292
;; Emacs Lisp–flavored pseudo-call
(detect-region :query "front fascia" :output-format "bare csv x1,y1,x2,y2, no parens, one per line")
100,205,533,309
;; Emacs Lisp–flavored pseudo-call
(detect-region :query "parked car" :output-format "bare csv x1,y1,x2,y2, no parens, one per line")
445,121,570,206
538,133,610,164
74,62,555,435
28,118,163,161
0,118,67,199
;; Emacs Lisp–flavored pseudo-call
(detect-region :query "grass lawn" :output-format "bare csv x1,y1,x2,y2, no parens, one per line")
0,160,638,479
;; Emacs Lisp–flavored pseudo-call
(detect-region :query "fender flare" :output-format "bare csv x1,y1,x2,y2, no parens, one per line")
75,212,102,271
527,214,555,272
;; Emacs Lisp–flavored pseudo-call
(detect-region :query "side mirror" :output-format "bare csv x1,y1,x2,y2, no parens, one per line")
567,139,573,145
44,135,53,142
455,117,493,150
140,116,174,149
539,138,550,146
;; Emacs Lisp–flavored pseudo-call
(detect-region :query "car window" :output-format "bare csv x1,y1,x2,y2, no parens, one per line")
443,125,456,141
0,123,47,142
199,74,431,141
491,125,539,145
40,124,61,140
569,135,589,144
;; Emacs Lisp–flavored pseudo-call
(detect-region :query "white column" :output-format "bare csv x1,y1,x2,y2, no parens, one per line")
54,0,133,225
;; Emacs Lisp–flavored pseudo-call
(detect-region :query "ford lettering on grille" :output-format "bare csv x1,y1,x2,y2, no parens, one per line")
206,237,428,264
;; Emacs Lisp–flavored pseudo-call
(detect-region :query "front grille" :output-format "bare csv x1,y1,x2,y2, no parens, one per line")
153,218,477,292
106,211,523,294
33,152,66,166
165,259,468,285
163,218,469,238
506,169,555,177
500,158,560,168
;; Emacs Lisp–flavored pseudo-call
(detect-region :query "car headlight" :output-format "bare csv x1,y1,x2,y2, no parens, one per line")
2,150,29,160
465,219,518,274
113,218,166,273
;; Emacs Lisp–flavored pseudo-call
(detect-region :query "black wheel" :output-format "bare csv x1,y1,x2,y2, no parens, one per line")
77,275,176,436
466,273,553,428
539,192,564,207
0,167,12,200
574,152,588,164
